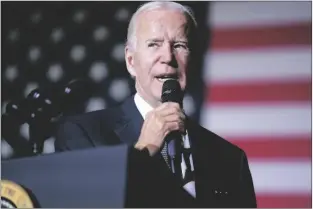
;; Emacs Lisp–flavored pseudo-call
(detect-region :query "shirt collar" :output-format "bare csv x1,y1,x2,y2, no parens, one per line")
134,93,154,120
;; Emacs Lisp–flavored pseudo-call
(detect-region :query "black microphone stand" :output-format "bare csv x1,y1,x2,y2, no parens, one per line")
26,88,60,155
28,108,50,155
27,78,92,155
2,79,92,157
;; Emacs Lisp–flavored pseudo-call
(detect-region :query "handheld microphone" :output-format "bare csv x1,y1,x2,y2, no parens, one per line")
161,79,183,176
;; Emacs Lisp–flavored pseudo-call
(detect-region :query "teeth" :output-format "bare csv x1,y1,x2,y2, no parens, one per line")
157,78,177,82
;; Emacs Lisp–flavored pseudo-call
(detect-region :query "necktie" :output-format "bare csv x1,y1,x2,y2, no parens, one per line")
161,142,170,168
162,135,183,181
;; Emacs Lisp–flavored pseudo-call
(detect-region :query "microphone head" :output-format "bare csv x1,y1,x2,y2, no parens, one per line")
27,88,53,108
161,79,183,106
56,78,92,111
4,100,28,123
62,79,91,100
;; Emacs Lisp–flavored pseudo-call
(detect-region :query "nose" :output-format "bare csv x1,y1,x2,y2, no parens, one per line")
160,43,178,68
160,43,173,64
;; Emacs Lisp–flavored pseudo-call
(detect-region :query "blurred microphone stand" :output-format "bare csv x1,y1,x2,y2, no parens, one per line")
1,79,92,158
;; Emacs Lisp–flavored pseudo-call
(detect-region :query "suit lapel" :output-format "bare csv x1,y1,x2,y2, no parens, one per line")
113,96,182,171
112,96,170,164
113,96,143,145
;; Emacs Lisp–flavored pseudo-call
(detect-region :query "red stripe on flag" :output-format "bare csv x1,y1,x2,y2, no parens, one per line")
257,194,312,208
210,22,312,50
229,136,311,158
207,80,311,103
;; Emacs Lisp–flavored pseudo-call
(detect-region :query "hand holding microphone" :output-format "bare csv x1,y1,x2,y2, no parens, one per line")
135,79,185,157
135,102,185,156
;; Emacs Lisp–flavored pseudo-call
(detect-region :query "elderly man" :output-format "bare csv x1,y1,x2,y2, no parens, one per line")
55,1,257,208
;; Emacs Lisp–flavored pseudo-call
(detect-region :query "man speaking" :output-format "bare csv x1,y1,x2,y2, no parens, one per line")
55,1,257,207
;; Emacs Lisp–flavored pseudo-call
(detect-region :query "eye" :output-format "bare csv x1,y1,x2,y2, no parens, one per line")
174,43,188,50
148,42,159,48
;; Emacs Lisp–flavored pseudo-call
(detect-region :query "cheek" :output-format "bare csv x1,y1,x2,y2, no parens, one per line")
176,54,189,74
176,54,189,90
135,52,157,74
134,57,158,89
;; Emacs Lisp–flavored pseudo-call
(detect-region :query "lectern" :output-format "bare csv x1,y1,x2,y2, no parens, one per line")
1,145,129,208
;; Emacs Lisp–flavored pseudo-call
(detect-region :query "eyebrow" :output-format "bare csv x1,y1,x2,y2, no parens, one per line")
174,40,188,44
145,39,188,44
145,38,164,43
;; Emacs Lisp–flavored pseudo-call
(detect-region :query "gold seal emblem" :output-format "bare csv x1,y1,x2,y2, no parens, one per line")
1,180,34,208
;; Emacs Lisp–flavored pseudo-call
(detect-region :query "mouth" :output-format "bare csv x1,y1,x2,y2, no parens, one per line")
155,74,179,82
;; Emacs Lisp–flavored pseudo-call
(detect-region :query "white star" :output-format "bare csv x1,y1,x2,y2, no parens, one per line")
86,97,106,112
24,82,39,97
5,65,18,82
1,140,14,159
115,8,130,21
47,64,63,82
2,101,9,114
183,94,196,116
51,28,64,43
28,46,41,62
30,12,42,24
93,26,109,42
70,45,86,62
43,137,55,154
73,10,86,23
8,29,19,42
20,123,29,140
111,43,125,62
89,62,108,82
109,79,130,102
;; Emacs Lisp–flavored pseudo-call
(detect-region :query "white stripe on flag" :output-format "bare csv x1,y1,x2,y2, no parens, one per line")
250,160,311,194
200,103,311,137
209,2,312,28
204,47,311,84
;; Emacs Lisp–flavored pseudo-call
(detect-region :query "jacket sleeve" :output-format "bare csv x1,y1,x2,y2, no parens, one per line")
54,120,96,152
239,152,257,208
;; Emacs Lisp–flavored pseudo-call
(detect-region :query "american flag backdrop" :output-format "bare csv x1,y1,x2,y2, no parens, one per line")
201,2,312,208
1,1,312,208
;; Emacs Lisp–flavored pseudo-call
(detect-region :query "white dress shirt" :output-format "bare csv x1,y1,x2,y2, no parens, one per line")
134,93,196,198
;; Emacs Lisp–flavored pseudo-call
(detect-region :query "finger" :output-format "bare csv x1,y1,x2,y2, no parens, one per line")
163,113,186,123
146,105,178,120
163,114,181,123
158,108,184,118
164,121,180,135
155,102,180,111
164,121,185,134
158,106,185,118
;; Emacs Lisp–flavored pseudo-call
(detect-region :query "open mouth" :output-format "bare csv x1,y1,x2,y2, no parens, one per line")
155,74,178,82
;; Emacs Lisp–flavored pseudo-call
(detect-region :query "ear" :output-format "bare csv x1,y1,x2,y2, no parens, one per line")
125,46,136,77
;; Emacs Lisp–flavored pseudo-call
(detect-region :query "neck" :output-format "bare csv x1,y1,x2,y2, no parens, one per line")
135,83,161,108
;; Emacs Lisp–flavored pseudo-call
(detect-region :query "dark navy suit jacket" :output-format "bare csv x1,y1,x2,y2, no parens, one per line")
55,95,257,208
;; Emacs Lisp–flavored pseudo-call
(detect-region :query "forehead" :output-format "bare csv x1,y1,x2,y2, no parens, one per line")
136,9,190,40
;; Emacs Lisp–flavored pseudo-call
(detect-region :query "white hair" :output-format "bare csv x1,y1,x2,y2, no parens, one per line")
126,1,198,50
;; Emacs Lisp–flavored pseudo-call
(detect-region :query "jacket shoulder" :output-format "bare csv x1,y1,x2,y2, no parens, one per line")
189,119,245,156
60,106,121,127
55,106,123,149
